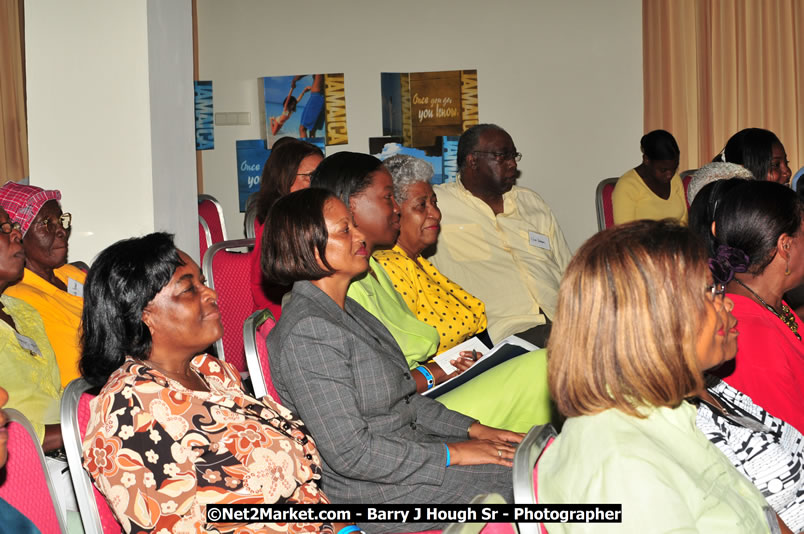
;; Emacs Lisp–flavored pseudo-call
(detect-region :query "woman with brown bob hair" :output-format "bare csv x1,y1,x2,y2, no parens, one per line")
263,187,520,533
537,220,785,533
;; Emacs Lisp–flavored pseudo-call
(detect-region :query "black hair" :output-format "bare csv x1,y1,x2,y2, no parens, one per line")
310,152,384,207
715,128,783,181
640,130,679,161
457,123,504,170
261,188,336,286
80,232,183,387
688,178,751,257
714,180,803,274
254,139,323,224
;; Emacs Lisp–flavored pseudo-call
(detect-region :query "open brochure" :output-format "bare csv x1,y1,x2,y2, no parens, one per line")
423,335,540,398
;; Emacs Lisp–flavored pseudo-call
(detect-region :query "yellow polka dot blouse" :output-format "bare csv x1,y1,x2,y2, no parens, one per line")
373,245,488,353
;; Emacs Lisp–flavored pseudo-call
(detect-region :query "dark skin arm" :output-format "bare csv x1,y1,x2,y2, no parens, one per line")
43,424,63,452
411,352,478,393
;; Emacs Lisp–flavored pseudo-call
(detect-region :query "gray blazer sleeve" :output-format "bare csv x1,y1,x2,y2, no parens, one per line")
276,315,455,487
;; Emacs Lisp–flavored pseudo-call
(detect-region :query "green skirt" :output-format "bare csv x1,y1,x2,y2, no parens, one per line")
435,348,552,433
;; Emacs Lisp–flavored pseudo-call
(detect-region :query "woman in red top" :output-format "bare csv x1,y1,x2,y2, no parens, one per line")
694,179,804,434
249,139,323,316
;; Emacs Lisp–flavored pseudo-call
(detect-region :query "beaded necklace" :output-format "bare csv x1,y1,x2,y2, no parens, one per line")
733,278,801,340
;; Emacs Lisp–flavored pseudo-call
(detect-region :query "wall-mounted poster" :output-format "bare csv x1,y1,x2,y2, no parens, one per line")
236,140,270,212
259,74,348,148
370,136,458,185
381,70,478,148
194,81,214,150
236,138,326,212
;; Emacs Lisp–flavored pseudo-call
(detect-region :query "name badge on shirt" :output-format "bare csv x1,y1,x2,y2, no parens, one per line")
67,278,84,298
15,332,42,357
529,231,551,250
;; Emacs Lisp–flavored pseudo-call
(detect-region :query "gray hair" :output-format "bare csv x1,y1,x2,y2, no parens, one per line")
687,162,755,203
382,154,434,203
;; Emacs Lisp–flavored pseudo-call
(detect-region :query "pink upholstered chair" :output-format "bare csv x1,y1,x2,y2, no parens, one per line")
243,308,280,402
0,409,67,533
594,177,618,231
199,216,212,264
202,238,255,373
198,194,228,244
681,171,696,207
512,424,558,534
61,378,122,534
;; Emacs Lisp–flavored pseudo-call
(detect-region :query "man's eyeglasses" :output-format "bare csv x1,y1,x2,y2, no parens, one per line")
34,213,72,233
0,221,21,235
706,283,726,300
473,151,522,163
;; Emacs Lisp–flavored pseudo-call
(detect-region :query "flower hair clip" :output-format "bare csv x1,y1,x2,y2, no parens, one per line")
708,244,749,284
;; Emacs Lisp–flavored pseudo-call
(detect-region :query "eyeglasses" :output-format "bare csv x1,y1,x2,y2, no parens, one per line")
34,213,72,233
706,283,726,300
0,221,21,235
473,151,522,163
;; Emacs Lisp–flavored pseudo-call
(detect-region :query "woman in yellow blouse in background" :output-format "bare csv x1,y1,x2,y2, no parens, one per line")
612,129,688,225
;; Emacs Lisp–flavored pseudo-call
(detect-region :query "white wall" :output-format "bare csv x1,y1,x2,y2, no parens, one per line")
25,0,198,264
147,0,200,262
197,0,644,250
25,1,154,263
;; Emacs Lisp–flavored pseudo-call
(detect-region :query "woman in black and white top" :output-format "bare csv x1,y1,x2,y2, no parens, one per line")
696,375,804,532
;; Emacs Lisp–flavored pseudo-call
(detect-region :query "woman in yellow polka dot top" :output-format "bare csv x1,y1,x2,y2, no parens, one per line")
373,192,489,352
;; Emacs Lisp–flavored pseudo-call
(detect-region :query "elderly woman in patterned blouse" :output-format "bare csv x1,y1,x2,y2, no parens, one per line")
80,233,347,534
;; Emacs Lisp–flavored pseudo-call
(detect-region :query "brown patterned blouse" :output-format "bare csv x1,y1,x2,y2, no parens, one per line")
82,354,331,533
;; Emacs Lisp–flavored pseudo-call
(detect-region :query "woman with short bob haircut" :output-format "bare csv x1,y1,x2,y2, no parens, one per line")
549,221,705,418
263,187,520,533
538,220,781,533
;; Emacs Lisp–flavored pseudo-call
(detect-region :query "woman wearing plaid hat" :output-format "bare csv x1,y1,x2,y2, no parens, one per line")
0,182,83,387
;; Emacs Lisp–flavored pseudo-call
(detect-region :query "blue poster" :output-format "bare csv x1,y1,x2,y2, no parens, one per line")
194,81,214,150
236,138,326,212
236,140,271,212
441,136,459,184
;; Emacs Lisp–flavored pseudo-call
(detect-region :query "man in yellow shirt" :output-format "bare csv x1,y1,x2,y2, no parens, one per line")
429,124,571,346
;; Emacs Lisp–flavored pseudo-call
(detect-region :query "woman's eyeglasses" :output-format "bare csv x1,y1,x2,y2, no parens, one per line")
34,213,72,233
0,221,21,234
706,283,726,300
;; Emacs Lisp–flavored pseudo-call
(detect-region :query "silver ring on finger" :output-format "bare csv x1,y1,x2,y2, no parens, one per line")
497,449,502,457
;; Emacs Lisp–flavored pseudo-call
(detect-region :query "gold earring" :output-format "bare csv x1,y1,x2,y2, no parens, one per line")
786,261,791,276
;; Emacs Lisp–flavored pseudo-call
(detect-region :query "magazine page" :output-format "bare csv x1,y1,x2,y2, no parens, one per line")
423,335,540,398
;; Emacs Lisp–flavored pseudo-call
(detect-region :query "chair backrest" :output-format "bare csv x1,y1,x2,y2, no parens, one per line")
441,493,518,534
243,308,279,401
244,193,258,239
61,378,122,534
198,194,227,244
792,166,804,193
680,169,697,207
199,216,212,263
203,239,256,373
595,177,618,231
512,424,557,534
0,409,67,533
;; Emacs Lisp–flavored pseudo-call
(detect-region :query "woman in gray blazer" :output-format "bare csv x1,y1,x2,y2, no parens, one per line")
264,188,520,533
